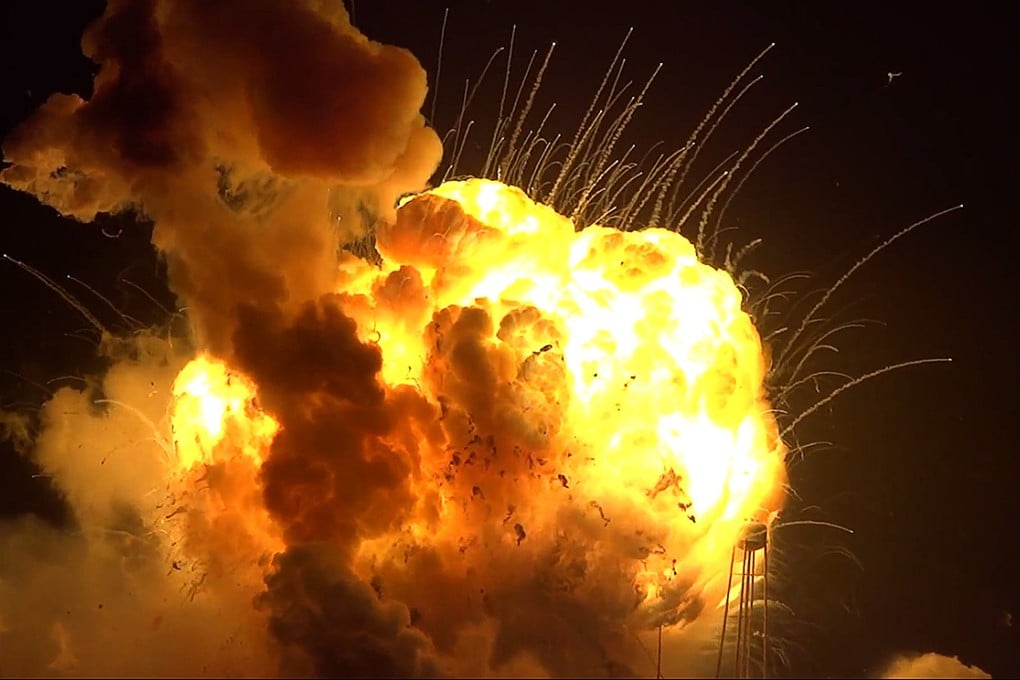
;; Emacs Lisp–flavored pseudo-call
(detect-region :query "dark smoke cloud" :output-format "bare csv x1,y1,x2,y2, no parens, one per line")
232,294,422,549
2,0,443,675
259,544,442,678
1,0,440,355
3,0,438,200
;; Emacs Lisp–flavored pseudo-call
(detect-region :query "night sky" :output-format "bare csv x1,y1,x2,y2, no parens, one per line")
1,1,1017,677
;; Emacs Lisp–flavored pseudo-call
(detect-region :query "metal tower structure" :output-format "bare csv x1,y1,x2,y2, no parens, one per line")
715,520,769,679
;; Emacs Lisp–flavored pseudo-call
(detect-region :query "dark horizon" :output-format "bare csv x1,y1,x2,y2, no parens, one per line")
0,2,1016,677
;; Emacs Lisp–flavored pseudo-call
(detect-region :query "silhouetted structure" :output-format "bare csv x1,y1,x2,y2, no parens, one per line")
715,521,769,678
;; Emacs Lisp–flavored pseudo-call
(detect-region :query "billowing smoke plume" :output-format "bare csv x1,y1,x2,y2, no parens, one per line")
2,0,441,675
2,0,440,357
1,0,789,677
879,652,990,679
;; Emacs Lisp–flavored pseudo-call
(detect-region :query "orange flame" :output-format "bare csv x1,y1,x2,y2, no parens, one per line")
166,356,285,584
170,355,279,472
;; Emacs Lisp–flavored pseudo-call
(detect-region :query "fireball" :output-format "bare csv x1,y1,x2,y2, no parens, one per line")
167,177,786,647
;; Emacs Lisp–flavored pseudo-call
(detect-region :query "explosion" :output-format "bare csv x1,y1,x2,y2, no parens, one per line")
0,0,795,676
171,355,279,471
339,178,785,611
155,177,787,676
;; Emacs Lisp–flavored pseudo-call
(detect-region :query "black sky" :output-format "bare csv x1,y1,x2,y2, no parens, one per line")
1,1,1017,677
